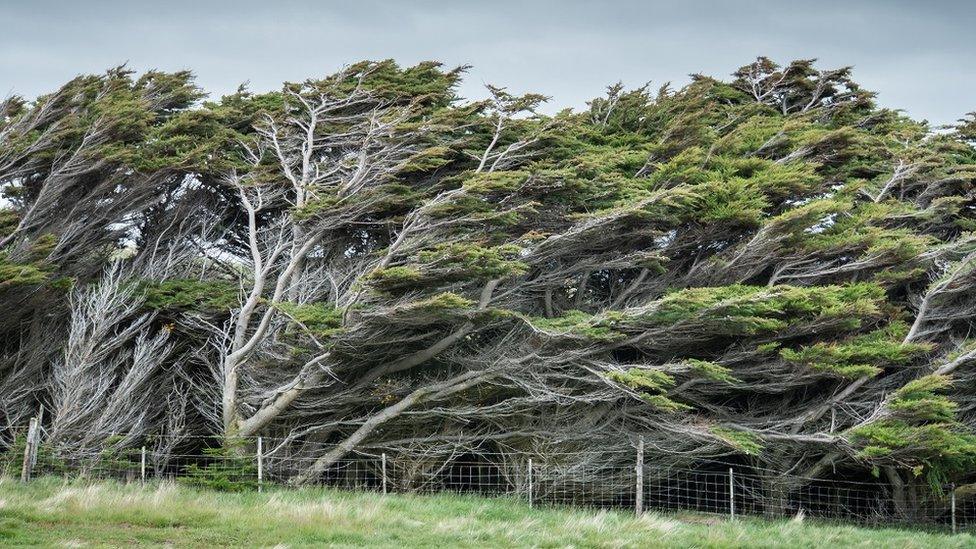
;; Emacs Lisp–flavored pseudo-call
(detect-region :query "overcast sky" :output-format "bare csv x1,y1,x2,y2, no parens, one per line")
2,1,974,125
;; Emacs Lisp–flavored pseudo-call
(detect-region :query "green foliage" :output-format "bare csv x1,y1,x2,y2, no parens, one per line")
607,368,675,393
0,234,58,291
460,170,530,194
533,284,886,348
852,420,976,486
851,375,976,485
795,201,938,283
96,439,142,477
712,115,787,156
401,145,455,173
0,432,29,475
779,322,931,379
32,69,210,172
377,292,495,328
424,171,540,225
293,182,425,222
369,243,529,293
0,255,50,290
339,59,463,109
6,56,976,495
367,266,424,291
693,177,770,227
0,435,72,478
393,293,479,323
944,340,976,364
140,279,239,312
638,151,821,228
889,375,958,422
182,444,259,492
529,310,621,341
639,394,692,413
607,368,692,414
685,359,738,383
0,208,18,238
710,426,763,455
628,283,886,337
274,302,344,339
416,243,527,279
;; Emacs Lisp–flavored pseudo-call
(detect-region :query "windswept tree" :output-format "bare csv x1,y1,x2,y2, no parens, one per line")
1,58,975,518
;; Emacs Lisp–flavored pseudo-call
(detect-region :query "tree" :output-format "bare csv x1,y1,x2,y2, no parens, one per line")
1,58,975,515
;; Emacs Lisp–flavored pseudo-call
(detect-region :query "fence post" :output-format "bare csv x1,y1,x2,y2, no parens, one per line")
729,467,735,520
528,458,533,508
382,453,388,495
635,436,644,516
257,436,264,493
30,407,44,476
140,446,146,485
951,483,957,534
20,416,38,483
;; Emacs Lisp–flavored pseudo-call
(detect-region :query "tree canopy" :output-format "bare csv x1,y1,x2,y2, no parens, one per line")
2,57,975,514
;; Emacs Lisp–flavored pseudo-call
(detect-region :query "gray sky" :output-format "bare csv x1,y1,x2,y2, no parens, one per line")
2,0,974,125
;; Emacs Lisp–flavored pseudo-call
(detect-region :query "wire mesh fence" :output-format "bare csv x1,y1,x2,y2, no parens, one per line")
2,425,972,534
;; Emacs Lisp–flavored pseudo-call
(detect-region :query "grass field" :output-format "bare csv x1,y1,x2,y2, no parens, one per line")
0,477,970,548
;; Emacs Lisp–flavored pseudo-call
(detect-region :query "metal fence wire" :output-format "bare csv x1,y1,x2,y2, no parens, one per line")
3,426,972,535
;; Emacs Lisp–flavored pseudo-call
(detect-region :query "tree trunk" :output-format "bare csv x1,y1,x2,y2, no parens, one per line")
290,370,491,485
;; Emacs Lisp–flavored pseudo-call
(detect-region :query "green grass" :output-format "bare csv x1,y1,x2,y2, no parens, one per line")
0,477,970,548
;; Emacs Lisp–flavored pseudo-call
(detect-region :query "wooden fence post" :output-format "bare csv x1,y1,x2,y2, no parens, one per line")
20,417,38,483
257,437,264,493
951,483,957,534
29,412,40,473
635,437,644,516
140,446,146,485
382,453,388,495
729,467,735,520
528,459,533,508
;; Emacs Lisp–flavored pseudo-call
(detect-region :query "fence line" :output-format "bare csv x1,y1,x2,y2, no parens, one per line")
2,422,972,534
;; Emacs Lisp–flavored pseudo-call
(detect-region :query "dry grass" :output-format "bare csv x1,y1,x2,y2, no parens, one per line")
0,476,970,548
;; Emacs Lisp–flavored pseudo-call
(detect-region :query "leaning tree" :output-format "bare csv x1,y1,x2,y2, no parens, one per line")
1,58,975,517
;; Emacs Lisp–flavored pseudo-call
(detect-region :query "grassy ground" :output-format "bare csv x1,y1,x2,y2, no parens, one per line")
0,477,970,548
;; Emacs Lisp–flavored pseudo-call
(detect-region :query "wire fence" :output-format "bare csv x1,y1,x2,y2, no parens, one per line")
3,424,973,535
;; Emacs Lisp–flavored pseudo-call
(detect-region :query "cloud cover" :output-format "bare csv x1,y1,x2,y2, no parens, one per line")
1,0,974,125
